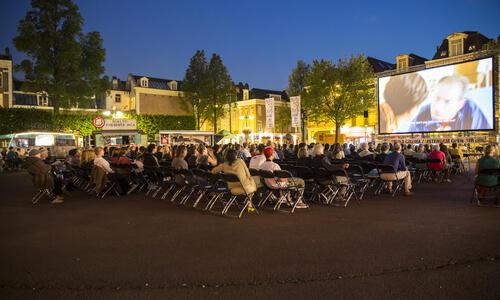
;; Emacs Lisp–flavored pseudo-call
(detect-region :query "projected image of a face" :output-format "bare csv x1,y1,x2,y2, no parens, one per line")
378,57,494,134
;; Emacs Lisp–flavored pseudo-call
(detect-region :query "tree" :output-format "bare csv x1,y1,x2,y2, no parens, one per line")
13,0,108,113
302,55,374,143
287,60,310,96
182,50,209,130
275,106,291,133
205,54,235,133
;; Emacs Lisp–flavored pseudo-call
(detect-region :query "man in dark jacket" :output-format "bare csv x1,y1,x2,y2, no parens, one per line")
23,149,64,204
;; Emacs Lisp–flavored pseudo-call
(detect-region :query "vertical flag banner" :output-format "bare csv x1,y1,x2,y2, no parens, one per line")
290,96,301,128
265,97,275,129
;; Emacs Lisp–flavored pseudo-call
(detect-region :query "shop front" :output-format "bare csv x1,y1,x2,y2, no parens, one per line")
92,118,147,147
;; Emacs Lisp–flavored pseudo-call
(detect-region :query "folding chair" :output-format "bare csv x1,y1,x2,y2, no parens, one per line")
346,164,369,201
376,164,404,197
427,158,446,182
313,168,339,204
205,172,229,212
274,169,307,213
471,168,500,207
294,165,316,200
221,173,259,218
257,169,279,208
330,168,356,207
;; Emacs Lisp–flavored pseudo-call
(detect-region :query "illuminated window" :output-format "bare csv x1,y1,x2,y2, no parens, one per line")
449,39,463,56
170,81,177,91
257,105,262,116
140,78,148,87
115,94,121,103
243,89,249,100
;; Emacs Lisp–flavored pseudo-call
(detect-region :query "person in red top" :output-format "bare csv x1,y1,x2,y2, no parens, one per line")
427,144,451,182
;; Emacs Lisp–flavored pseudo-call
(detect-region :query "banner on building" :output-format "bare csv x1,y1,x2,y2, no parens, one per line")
265,97,275,129
290,96,301,128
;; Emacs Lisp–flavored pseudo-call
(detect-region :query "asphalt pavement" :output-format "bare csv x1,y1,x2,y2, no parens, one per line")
0,170,499,299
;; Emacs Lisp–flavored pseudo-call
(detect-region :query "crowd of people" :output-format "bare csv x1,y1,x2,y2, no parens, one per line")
1,139,497,207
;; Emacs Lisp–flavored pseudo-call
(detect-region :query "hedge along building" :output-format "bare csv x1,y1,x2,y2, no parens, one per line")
376,31,500,146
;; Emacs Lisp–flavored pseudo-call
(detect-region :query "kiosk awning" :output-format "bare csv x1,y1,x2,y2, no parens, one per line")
94,130,142,136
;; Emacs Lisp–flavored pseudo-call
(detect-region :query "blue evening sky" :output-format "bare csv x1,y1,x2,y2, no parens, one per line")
1,0,499,90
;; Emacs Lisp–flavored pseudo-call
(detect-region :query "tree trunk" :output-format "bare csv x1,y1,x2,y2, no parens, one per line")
196,112,200,130
213,98,217,134
334,122,341,144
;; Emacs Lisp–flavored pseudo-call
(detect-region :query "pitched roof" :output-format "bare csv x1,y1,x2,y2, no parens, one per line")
130,74,182,90
408,53,428,65
432,31,492,59
366,56,395,73
110,77,129,91
249,88,289,101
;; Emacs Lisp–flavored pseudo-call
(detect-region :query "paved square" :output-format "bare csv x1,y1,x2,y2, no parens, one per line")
0,171,499,299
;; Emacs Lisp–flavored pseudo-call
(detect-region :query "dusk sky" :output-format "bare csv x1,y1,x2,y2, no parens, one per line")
1,0,499,90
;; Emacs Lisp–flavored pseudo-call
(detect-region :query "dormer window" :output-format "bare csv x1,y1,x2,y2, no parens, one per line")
449,39,464,56
397,57,408,70
169,81,178,91
140,77,149,87
243,89,249,100
269,94,281,101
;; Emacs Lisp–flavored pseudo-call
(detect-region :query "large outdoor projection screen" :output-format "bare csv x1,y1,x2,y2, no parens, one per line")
378,57,494,134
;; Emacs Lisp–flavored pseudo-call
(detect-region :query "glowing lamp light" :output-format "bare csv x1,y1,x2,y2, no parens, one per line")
103,111,111,116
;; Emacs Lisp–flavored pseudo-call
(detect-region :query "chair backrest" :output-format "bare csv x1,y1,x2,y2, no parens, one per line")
249,168,260,177
294,165,314,180
192,168,208,179
427,158,442,164
331,167,348,178
479,168,500,176
259,169,276,179
378,164,397,174
223,172,240,183
347,164,364,177
274,169,293,179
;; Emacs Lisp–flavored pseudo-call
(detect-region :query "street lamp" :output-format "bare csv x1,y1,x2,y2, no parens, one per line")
240,114,254,128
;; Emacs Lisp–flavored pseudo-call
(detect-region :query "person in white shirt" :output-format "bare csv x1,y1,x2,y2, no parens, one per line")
94,147,114,174
260,147,307,208
358,143,374,158
249,144,266,170
94,146,132,194
240,142,252,158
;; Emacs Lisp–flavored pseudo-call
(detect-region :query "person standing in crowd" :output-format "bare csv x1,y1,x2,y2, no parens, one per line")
24,149,64,204
382,143,413,196
249,144,266,170
211,148,257,212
